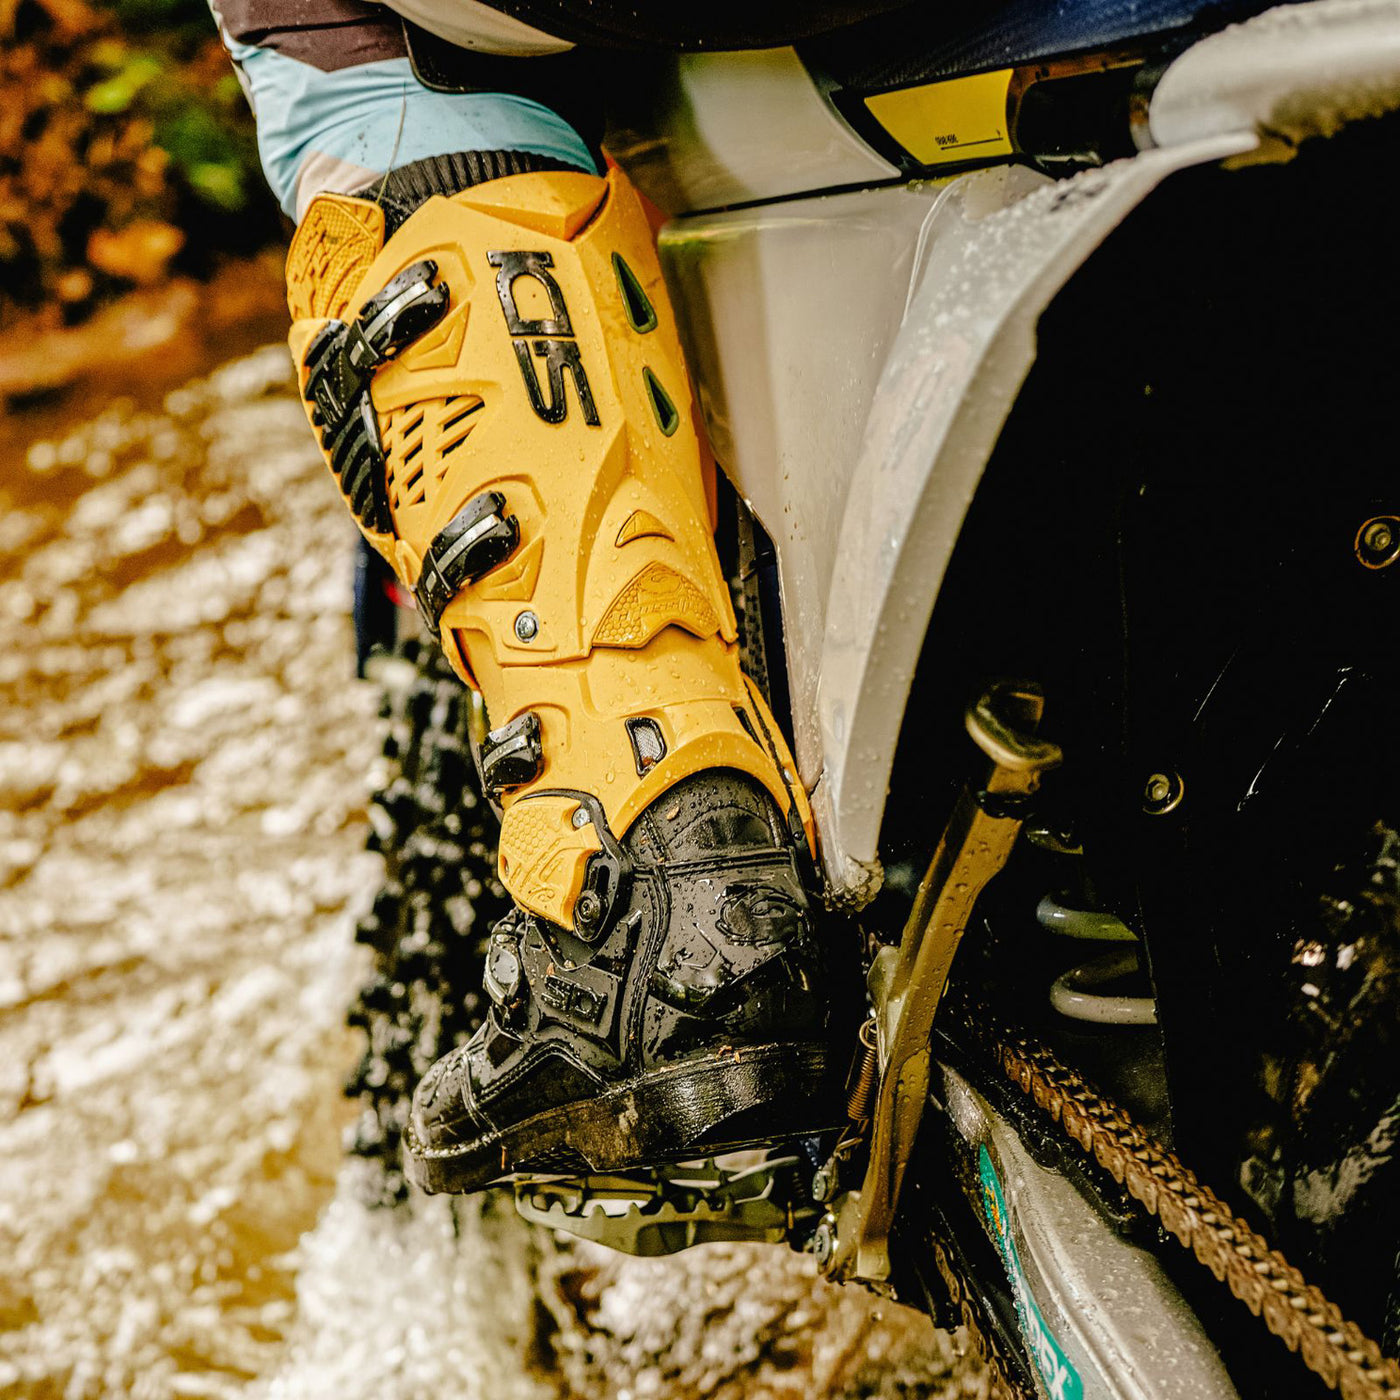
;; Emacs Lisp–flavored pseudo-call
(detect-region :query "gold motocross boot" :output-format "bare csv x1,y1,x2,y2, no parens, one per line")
286,155,833,1192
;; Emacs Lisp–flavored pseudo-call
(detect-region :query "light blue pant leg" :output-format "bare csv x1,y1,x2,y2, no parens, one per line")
230,45,597,221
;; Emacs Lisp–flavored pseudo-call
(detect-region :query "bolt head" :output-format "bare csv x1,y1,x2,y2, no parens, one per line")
1143,770,1184,815
574,891,603,928
571,807,592,829
811,1219,836,1267
811,1167,832,1202
1365,522,1394,554
1356,516,1400,569
514,611,539,642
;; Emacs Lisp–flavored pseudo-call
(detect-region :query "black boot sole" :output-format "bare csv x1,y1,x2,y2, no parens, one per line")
402,1041,832,1195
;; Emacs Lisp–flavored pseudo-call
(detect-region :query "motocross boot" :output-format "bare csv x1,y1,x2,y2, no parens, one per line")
284,153,834,1192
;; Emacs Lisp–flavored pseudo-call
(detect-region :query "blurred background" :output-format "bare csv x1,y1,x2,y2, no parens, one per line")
0,3,983,1396
1,0,279,354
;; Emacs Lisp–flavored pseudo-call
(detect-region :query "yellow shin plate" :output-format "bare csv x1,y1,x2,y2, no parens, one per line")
287,169,813,930
486,640,814,927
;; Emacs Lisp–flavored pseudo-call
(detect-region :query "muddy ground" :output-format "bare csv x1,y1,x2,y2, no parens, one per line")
0,329,985,1399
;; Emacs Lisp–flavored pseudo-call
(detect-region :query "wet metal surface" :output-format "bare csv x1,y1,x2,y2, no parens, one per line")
0,340,979,1398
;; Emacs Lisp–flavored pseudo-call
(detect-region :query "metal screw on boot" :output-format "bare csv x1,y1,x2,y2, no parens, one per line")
811,1217,837,1267
574,890,603,932
514,610,539,642
811,1166,833,1203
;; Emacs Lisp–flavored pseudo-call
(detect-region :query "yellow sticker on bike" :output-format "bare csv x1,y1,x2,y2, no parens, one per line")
864,69,1014,165
979,1145,1083,1400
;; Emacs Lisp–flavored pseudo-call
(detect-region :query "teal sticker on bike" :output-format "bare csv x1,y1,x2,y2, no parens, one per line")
979,1145,1083,1400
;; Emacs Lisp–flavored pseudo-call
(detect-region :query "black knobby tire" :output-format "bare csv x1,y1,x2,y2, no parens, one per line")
344,638,509,1204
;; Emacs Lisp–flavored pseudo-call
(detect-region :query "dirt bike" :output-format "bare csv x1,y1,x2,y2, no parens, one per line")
345,1,1400,1394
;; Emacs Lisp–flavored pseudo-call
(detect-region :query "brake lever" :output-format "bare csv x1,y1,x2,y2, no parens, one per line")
820,680,1063,1286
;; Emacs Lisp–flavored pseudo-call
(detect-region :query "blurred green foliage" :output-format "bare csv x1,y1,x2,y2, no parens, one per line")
1,0,279,328
87,2,266,220
84,51,163,113
103,0,221,37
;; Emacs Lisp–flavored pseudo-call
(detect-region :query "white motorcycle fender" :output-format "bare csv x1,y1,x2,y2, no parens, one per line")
809,134,1254,900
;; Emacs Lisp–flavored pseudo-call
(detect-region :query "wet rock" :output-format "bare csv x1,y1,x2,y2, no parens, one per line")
538,1239,987,1400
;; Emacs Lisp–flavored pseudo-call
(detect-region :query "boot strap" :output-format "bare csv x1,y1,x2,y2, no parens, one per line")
413,490,520,638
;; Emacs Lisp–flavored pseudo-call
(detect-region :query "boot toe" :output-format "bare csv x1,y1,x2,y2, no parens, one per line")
409,1039,478,1149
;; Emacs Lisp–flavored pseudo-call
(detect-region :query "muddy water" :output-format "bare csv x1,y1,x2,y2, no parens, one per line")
0,339,982,1399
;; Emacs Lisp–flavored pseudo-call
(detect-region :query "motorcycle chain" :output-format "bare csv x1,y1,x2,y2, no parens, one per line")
928,1235,1035,1400
983,1024,1400,1400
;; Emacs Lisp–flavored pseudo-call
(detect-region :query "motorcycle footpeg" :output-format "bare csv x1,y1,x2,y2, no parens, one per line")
512,1151,818,1257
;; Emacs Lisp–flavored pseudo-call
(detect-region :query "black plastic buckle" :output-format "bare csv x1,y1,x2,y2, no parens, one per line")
301,260,449,537
327,397,389,532
483,915,526,1017
357,261,448,357
480,711,543,799
413,490,519,638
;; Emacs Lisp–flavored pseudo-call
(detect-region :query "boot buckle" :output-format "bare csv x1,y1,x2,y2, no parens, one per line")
480,711,543,799
484,924,525,1016
415,490,520,638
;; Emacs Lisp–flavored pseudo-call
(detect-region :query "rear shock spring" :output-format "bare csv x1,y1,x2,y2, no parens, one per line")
846,1018,880,1121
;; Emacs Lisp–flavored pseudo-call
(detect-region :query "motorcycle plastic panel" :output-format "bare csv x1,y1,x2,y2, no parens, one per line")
659,180,979,790
659,135,1251,898
606,47,899,215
